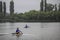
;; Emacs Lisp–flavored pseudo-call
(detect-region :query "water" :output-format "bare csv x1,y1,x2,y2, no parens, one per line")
0,22,60,40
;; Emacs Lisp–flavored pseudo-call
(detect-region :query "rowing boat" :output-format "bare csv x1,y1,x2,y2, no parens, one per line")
0,32,23,37
12,32,23,37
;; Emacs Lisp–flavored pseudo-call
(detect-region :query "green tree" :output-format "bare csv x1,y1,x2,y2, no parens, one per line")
40,0,43,11
45,0,47,12
3,2,6,17
54,4,57,11
58,3,60,11
46,3,54,11
10,0,14,16
0,1,2,13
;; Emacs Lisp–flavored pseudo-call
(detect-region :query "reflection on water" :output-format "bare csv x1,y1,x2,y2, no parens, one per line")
0,22,60,40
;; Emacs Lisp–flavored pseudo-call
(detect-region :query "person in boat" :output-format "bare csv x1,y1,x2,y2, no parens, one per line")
16,27,23,34
24,24,28,28
16,28,23,37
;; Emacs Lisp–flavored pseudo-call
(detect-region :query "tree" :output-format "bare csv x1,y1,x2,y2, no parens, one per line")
46,3,54,11
10,0,14,16
0,1,2,13
45,0,47,12
54,4,57,11
58,3,60,11
40,0,43,11
3,2,6,16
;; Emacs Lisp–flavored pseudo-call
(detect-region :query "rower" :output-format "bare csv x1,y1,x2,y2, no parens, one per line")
24,24,28,28
16,28,20,34
16,27,23,37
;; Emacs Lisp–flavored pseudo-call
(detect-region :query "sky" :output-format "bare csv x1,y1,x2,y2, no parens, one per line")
0,0,60,13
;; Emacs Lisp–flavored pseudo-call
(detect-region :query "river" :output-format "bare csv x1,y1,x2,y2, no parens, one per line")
0,22,60,40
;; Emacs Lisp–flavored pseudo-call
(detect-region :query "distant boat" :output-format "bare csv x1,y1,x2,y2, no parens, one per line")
24,24,29,28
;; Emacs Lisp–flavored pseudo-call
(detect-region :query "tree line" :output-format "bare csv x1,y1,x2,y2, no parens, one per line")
0,10,60,22
0,0,60,22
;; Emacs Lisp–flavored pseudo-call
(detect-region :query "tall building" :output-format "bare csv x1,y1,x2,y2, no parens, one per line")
3,2,6,16
0,1,2,13
10,0,14,16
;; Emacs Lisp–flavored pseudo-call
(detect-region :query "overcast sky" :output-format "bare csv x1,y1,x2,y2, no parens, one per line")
0,0,60,13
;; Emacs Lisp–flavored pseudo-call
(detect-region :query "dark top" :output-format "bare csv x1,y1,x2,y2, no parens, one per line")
24,25,28,28
16,29,21,32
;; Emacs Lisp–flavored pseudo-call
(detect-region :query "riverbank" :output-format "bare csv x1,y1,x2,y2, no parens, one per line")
0,19,60,23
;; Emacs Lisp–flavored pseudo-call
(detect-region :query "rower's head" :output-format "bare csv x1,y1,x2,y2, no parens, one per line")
17,27,19,29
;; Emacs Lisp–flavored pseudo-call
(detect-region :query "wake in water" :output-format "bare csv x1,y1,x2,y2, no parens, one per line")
16,37,23,40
